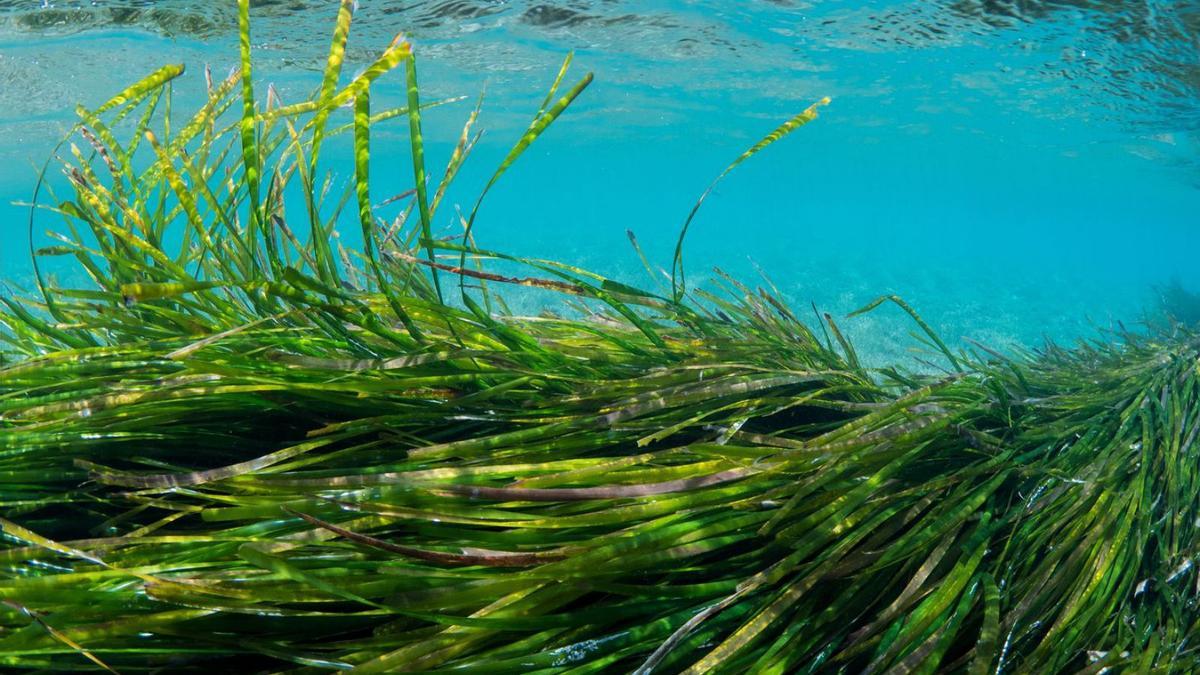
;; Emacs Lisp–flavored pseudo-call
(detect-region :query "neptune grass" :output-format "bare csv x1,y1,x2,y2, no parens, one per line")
2,3,1200,673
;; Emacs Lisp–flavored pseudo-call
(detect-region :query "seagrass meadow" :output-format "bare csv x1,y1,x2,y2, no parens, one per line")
2,1,1200,673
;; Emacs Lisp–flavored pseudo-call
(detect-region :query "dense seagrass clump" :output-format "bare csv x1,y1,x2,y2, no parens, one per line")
2,2,1200,672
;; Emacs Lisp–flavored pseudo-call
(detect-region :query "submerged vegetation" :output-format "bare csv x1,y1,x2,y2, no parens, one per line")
1,1,1199,672
1157,278,1200,328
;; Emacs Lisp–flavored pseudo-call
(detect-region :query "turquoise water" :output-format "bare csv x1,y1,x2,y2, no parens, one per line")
1,1,1197,364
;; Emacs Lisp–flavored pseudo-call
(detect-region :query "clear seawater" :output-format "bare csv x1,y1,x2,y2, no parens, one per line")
0,1,1197,365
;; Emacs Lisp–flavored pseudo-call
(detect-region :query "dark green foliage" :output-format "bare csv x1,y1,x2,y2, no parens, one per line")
1,6,1199,674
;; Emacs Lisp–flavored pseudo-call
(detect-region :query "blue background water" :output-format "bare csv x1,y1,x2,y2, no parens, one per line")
1,1,1197,364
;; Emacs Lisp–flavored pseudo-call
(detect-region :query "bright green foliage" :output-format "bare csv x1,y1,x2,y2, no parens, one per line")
1,6,1199,674
671,96,829,302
